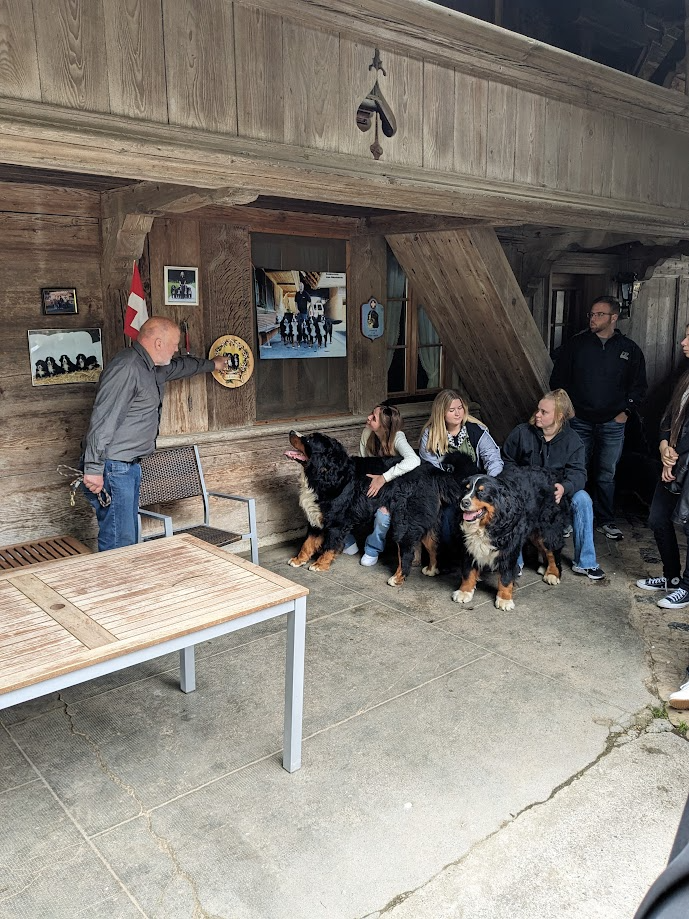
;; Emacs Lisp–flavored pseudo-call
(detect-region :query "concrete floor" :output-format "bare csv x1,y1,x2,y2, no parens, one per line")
2,517,689,919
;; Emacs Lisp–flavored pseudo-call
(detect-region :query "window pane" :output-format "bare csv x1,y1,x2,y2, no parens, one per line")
417,347,442,391
387,347,406,394
417,305,440,346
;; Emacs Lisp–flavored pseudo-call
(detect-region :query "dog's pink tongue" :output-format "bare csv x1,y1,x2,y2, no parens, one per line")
463,510,481,521
284,450,307,461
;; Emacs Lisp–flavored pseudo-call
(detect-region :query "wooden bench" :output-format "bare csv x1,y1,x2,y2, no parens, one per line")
0,534,308,772
0,535,91,570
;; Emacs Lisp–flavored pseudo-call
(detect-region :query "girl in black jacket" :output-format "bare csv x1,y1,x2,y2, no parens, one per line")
503,389,604,580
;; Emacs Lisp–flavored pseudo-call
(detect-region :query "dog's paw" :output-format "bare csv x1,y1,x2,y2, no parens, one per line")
422,565,439,577
308,560,330,572
288,557,306,567
387,574,404,587
452,588,475,604
542,572,560,586
495,596,515,611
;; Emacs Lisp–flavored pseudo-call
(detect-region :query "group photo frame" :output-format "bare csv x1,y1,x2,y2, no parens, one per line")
41,288,78,316
164,266,199,306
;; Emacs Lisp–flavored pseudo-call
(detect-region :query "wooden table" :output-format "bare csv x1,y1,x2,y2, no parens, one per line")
0,534,308,772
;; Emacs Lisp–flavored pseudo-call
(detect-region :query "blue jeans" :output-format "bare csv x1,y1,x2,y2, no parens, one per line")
571,489,597,569
364,508,391,559
569,416,626,525
83,459,142,552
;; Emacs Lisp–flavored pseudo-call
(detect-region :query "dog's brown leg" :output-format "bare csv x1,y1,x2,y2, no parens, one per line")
289,533,323,567
309,549,337,571
452,566,479,604
495,580,515,611
421,532,439,577
387,545,405,587
532,536,561,585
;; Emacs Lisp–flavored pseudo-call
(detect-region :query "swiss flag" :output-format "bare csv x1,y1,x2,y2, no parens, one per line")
123,262,148,340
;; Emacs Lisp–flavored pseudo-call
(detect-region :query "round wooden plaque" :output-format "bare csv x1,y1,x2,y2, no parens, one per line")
209,335,255,388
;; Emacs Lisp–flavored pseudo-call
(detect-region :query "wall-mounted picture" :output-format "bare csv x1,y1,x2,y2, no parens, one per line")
254,268,347,359
28,328,103,386
164,266,198,305
41,287,78,315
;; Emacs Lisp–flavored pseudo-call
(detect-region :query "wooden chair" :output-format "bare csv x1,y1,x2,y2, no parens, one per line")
137,445,259,564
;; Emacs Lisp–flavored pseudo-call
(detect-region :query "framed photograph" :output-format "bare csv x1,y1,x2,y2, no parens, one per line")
164,266,199,306
28,328,103,386
253,268,347,360
41,288,78,315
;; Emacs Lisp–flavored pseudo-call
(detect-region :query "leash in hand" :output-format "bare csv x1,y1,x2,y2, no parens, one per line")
56,465,112,508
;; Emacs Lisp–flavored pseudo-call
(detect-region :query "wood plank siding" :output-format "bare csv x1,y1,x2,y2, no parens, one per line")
0,1,688,233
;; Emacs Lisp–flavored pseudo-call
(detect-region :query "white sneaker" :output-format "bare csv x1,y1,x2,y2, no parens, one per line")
669,680,689,710
657,587,689,610
342,542,359,556
360,553,378,567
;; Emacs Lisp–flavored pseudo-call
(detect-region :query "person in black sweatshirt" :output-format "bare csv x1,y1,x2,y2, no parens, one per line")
550,295,647,541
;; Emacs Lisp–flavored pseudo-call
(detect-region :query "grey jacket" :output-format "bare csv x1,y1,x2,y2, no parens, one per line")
83,341,214,474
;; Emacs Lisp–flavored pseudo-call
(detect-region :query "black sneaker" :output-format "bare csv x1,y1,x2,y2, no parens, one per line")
657,588,689,610
636,576,679,592
572,565,605,580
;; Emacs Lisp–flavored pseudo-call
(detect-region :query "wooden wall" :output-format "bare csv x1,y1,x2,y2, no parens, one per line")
1,0,689,231
0,182,103,546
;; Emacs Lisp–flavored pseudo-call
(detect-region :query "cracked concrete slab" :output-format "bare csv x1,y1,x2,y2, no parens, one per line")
374,732,689,919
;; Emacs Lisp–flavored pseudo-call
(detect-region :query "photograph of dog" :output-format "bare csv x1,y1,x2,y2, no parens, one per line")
284,431,475,586
453,467,568,611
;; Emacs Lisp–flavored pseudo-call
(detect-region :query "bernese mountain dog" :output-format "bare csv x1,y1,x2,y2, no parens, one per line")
285,431,475,585
454,467,567,611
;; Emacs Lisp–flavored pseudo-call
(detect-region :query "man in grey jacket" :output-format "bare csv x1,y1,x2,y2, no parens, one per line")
82,316,228,551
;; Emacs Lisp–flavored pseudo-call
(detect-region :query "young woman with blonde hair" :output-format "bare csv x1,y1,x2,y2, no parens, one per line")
419,389,502,475
502,388,604,579
419,390,502,552
343,403,420,566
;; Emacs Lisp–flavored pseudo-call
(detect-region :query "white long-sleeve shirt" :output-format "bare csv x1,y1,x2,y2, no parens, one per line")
359,429,421,482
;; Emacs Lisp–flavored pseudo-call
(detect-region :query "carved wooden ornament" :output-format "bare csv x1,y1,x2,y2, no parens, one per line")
356,49,397,160
209,335,255,388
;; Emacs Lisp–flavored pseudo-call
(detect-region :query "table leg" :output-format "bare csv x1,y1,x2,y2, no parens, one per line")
180,646,196,693
283,596,306,772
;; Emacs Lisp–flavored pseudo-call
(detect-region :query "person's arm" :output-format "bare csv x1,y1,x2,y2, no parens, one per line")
501,427,524,471
419,428,444,469
560,439,587,496
382,432,421,482
161,354,216,381
626,344,648,411
476,429,503,476
359,427,369,457
82,362,139,476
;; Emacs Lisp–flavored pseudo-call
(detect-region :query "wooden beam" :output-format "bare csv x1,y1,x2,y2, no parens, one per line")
3,99,689,238
359,213,497,235
387,228,552,441
101,181,258,218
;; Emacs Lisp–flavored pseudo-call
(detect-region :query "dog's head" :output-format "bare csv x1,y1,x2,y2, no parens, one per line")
459,474,501,529
285,431,352,496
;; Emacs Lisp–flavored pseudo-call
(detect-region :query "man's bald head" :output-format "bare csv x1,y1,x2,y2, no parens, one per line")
137,317,181,365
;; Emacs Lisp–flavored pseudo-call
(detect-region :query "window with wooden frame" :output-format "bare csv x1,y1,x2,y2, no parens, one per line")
386,247,444,398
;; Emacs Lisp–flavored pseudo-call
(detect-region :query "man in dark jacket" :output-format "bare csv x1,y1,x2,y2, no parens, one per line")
550,296,647,540
503,390,605,579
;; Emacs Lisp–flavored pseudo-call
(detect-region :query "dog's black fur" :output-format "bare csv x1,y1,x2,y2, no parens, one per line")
285,431,475,586
454,466,568,610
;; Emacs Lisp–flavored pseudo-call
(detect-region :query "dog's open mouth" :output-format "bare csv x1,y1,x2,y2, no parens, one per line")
285,449,308,463
462,508,485,522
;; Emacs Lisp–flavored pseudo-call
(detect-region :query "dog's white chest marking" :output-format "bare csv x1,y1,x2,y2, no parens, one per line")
462,524,498,570
298,470,324,529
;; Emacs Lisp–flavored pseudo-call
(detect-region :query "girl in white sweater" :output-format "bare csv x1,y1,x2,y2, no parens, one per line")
344,404,420,566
